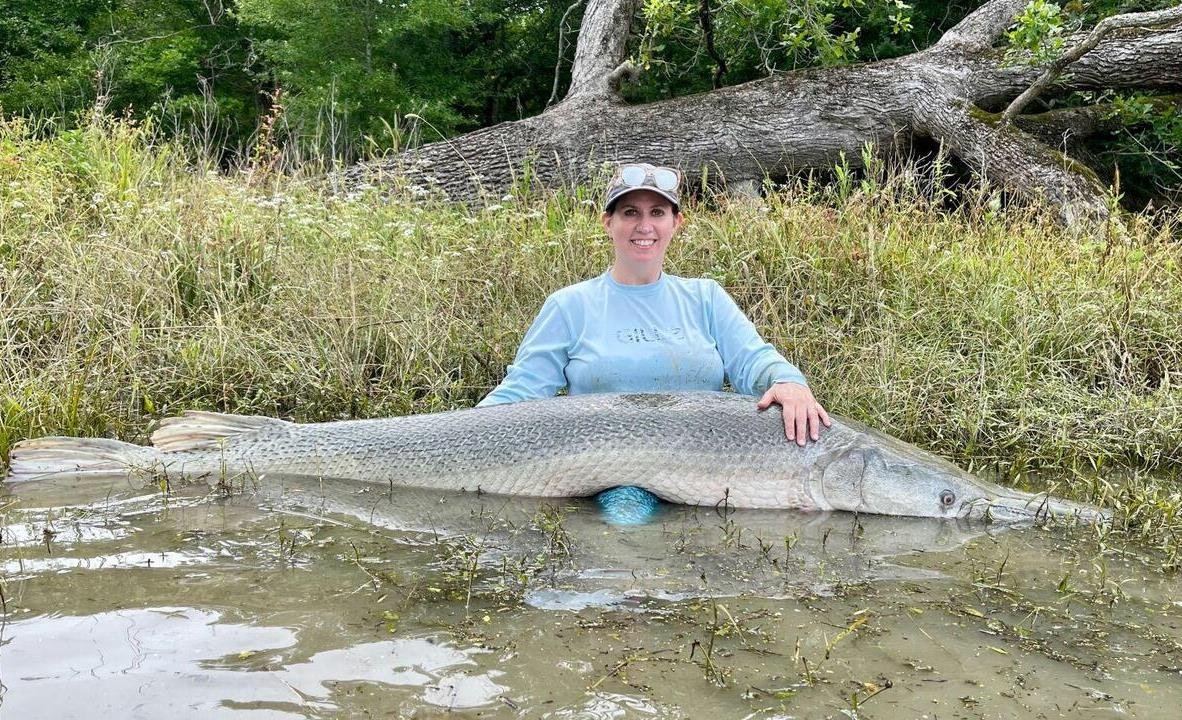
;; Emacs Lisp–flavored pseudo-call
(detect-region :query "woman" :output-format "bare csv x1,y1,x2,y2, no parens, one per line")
479,162,830,446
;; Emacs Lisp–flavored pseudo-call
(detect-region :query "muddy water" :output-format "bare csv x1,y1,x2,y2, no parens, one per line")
2,474,1180,719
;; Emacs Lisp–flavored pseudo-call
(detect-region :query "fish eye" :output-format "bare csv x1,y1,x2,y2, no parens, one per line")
939,490,956,508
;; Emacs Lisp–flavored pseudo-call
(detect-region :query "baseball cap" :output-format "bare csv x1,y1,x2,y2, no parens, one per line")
603,163,681,213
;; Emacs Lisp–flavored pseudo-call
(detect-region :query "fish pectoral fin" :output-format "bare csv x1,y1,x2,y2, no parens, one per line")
151,411,291,452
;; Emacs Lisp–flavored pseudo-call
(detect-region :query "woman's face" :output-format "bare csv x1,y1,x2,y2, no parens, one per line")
601,190,683,273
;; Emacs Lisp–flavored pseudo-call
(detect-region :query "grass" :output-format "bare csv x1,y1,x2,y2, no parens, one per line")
2,112,1181,535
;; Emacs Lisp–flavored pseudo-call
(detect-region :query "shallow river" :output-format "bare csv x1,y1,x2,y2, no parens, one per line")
2,473,1180,719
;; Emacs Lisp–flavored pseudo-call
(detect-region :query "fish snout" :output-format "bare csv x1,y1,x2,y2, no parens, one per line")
960,488,1112,524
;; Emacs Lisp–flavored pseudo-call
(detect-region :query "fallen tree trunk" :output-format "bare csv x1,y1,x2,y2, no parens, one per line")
345,0,1182,223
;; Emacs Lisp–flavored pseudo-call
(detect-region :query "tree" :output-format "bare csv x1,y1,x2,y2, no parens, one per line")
0,1,574,160
347,0,1182,222
234,0,575,155
0,0,258,150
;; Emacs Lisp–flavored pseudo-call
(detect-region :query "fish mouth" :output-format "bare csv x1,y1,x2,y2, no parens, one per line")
960,490,1112,524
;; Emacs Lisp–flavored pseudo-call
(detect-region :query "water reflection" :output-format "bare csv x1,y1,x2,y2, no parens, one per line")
1,607,507,718
3,550,213,577
543,691,674,719
252,475,1000,607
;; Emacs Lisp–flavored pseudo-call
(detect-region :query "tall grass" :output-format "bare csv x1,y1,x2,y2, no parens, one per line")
2,113,1181,526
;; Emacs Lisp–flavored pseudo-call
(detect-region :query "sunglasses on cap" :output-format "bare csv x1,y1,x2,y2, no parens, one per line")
603,163,683,213
617,164,680,191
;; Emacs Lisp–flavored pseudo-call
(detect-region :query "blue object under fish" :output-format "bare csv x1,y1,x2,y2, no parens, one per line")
595,485,664,525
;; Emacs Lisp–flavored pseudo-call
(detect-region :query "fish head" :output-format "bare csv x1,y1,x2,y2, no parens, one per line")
817,447,1110,523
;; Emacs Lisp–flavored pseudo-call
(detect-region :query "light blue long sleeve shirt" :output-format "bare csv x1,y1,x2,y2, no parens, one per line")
478,271,807,407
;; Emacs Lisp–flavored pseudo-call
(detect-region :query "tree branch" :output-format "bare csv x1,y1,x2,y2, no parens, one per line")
548,1,586,108
1011,94,1182,146
1013,104,1117,146
606,61,640,92
1002,3,1182,122
699,0,727,89
966,27,1182,107
932,0,1030,53
913,94,1111,224
566,0,643,101
345,5,1182,225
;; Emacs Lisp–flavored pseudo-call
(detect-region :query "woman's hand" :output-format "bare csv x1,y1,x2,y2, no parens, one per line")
756,382,832,446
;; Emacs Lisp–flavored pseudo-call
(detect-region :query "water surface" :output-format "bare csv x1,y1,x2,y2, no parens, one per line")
2,474,1180,718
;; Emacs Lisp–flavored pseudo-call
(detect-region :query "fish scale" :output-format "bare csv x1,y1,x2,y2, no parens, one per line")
182,393,825,503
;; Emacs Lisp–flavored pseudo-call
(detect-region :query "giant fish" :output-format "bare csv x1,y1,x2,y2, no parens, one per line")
5,391,1109,522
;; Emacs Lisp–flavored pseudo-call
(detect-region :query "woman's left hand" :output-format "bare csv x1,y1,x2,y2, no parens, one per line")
756,382,832,446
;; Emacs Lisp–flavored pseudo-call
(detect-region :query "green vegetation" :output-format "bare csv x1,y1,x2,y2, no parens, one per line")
2,115,1181,526
0,0,572,158
2,1,1178,203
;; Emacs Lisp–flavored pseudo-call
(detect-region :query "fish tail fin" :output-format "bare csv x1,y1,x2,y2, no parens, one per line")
6,437,162,483
151,411,290,452
6,411,290,484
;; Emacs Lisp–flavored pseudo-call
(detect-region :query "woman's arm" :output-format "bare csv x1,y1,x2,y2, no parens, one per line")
708,281,830,444
708,281,807,395
477,295,573,407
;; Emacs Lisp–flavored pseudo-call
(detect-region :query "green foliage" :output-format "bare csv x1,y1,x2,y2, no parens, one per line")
0,0,959,138
636,0,904,79
0,0,568,160
0,1,106,110
628,1,978,101
1103,93,1182,205
0,1,1178,200
1005,0,1068,64
235,0,468,151
0,1,259,152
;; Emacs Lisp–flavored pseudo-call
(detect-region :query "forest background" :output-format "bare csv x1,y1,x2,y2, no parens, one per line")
2,0,1179,207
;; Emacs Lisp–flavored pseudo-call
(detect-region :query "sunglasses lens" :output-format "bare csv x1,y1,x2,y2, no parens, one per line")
653,168,679,191
620,165,647,187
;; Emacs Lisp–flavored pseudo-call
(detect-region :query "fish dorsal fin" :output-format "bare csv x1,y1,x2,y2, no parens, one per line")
151,411,290,452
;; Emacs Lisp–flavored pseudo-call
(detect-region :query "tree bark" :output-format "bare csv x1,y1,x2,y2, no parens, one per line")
565,0,641,100
345,0,1182,223
1010,95,1182,148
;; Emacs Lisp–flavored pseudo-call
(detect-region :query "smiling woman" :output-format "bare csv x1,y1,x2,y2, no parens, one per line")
603,185,681,284
478,162,831,449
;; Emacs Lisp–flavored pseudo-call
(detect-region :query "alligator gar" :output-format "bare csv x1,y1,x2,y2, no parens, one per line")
6,391,1109,522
